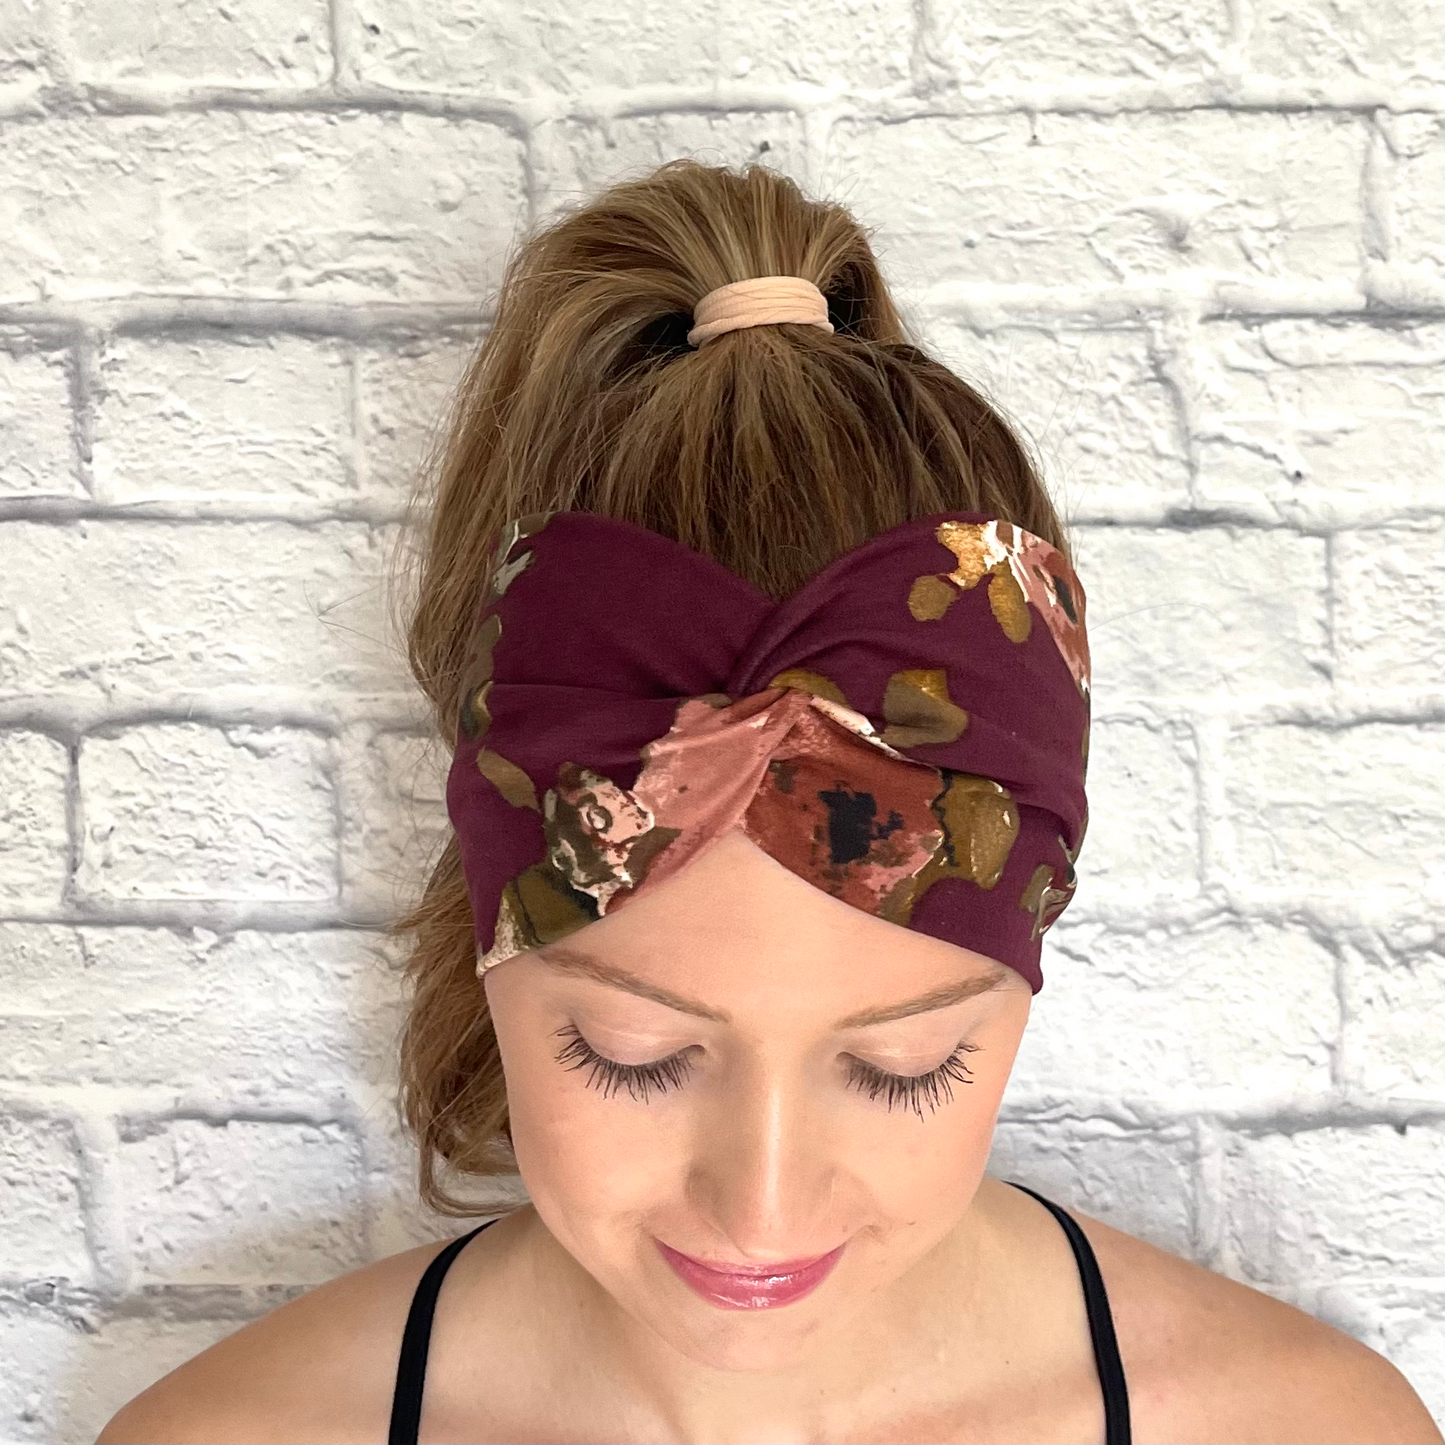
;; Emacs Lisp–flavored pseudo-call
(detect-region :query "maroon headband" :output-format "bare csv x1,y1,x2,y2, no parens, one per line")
446,510,1090,994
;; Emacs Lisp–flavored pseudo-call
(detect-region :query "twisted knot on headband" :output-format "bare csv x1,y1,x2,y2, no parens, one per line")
447,512,1091,994
687,275,834,347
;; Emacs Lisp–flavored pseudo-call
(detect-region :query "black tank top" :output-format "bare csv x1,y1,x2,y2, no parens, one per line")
388,1180,1131,1444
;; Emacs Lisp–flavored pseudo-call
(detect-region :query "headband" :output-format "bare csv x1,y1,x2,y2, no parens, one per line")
446,511,1089,994
687,276,834,347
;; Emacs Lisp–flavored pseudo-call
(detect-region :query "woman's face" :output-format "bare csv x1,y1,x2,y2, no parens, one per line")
483,828,1032,1371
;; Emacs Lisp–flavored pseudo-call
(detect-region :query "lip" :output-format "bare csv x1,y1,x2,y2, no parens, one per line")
657,1239,846,1310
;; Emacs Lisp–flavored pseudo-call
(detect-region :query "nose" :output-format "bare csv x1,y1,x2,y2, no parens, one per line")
685,1053,839,1261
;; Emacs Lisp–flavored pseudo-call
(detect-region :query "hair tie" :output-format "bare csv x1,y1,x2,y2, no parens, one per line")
687,276,835,347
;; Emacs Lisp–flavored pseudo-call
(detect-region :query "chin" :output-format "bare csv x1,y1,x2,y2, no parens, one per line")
637,1286,841,1373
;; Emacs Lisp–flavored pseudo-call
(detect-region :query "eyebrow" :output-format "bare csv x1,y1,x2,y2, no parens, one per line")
534,946,1010,1030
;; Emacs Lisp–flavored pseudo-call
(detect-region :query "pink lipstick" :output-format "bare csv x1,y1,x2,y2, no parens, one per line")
657,1239,845,1310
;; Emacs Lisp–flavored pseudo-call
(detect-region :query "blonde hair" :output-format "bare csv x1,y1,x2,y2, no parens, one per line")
396,159,1064,1214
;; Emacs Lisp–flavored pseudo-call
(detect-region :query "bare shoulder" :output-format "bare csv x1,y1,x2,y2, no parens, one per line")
94,1231,468,1445
1074,1209,1442,1445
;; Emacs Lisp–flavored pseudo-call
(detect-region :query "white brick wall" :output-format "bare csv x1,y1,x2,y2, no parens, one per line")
1,0,1441,1434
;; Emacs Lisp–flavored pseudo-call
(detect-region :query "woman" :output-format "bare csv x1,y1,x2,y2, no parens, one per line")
99,161,1438,1445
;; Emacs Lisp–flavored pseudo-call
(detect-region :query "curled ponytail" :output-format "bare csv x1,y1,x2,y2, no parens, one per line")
395,159,1061,1213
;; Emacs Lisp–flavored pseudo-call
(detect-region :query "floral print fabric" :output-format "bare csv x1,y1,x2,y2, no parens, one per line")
447,510,1090,994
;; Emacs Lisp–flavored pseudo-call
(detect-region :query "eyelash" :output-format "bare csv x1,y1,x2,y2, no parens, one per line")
552,1024,697,1104
551,1024,980,1116
844,1044,979,1118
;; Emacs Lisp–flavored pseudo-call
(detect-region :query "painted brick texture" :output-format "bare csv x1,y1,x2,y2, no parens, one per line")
0,0,1441,1434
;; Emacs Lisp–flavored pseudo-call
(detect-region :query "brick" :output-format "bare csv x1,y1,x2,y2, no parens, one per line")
1333,522,1445,693
0,925,401,1092
1070,525,1329,699
920,0,1231,85
534,113,812,227
0,1114,91,1285
0,337,83,499
1222,1123,1445,1281
1248,0,1445,87
69,0,331,88
0,732,68,911
92,333,351,507
1077,717,1199,897
337,729,449,918
0,112,525,303
0,520,398,700
0,0,51,106
1342,942,1445,1101
1383,114,1445,289
926,323,1190,522
1015,919,1337,1100
0,1311,246,1445
1222,723,1445,899
825,111,1366,289
356,335,475,513
351,0,914,94
989,1118,1198,1256
0,116,163,298
0,1309,89,1443
76,724,337,902
116,1117,366,1284
1194,320,1445,524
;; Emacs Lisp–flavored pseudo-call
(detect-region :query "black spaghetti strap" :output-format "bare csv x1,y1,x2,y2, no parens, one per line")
388,1220,497,1445
1008,1181,1132,1445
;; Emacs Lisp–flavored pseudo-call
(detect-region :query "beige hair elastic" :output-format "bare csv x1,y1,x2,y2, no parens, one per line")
687,276,835,348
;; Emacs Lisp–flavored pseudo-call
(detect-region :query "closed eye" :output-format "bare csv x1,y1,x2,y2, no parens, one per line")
552,1023,698,1103
554,1023,980,1117
843,1042,980,1118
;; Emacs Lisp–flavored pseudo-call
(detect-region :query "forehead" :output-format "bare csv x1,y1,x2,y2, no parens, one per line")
543,828,1019,1018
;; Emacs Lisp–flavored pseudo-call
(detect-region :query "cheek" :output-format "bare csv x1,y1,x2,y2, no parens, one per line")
847,1006,1027,1219
491,1000,691,1222
851,1088,996,1220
